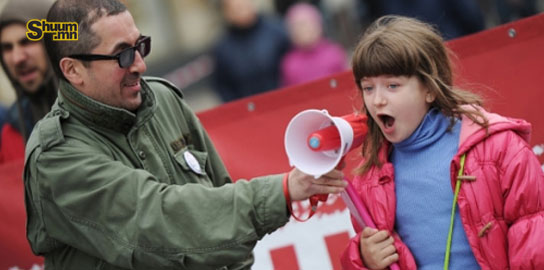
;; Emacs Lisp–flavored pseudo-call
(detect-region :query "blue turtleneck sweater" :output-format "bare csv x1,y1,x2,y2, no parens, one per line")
391,108,479,269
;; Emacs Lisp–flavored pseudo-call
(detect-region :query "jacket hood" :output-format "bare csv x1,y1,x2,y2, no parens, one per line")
0,0,54,26
0,0,57,142
0,0,55,83
458,105,532,154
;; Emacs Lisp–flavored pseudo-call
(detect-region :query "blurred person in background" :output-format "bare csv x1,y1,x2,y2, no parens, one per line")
495,0,539,23
212,0,291,102
0,0,56,269
0,0,57,164
280,2,347,87
362,0,486,40
0,103,6,130
274,0,321,16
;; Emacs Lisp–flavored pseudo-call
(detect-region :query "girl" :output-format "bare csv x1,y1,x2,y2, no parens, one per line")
341,16,544,270
280,3,347,87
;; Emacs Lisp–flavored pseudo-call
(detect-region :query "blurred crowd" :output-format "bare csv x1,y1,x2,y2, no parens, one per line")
0,0,542,116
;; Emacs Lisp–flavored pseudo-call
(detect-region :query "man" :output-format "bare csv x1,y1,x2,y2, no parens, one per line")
24,1,345,269
0,0,57,164
213,0,291,102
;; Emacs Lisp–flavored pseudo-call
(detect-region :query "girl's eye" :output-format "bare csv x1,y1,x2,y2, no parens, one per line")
362,86,373,92
388,83,399,89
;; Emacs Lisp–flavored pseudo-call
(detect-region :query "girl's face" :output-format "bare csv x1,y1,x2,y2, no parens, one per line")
361,75,435,143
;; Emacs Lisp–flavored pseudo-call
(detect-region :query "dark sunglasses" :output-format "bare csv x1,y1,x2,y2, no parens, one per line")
69,36,151,68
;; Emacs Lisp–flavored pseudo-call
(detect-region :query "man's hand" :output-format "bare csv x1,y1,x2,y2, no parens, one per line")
286,168,346,201
360,227,399,270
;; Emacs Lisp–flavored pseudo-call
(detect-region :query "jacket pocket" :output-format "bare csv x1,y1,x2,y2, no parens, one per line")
173,147,208,177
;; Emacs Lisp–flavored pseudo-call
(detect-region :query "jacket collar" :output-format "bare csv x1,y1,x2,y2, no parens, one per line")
58,79,155,134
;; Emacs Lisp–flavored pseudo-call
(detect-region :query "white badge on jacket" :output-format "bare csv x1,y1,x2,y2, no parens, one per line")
184,150,203,175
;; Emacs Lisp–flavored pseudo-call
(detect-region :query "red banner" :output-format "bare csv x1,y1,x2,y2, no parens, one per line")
1,13,543,270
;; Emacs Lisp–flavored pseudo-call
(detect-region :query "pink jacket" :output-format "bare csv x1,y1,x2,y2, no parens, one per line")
341,107,544,270
280,39,346,87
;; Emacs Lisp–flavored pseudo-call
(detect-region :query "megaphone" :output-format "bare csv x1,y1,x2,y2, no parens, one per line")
284,109,368,178
283,110,400,270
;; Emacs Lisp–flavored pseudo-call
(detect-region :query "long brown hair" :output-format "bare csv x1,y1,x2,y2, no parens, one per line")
352,15,488,174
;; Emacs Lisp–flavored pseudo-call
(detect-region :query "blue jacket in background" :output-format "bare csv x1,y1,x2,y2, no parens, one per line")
213,16,291,102
368,0,485,40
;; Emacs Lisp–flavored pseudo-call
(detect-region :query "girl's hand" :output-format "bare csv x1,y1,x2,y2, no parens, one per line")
360,227,399,269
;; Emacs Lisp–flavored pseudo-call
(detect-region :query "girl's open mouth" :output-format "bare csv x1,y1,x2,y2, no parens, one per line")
378,114,395,129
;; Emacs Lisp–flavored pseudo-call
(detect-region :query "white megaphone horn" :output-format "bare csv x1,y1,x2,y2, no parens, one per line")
284,109,368,178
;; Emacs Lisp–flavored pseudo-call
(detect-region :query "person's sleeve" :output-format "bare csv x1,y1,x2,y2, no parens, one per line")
502,133,544,269
25,140,289,269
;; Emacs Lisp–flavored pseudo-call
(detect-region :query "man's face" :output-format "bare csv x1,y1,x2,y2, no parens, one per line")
1,23,49,93
78,11,147,112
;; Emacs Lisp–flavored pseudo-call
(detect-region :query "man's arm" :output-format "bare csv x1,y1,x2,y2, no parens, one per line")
25,138,288,269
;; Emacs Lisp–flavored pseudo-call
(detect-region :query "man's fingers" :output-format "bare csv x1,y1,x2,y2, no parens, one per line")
312,178,347,187
322,169,343,179
287,168,349,200
314,185,344,195
310,177,347,195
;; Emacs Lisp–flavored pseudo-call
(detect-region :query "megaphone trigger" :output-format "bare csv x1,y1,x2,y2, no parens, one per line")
310,193,329,211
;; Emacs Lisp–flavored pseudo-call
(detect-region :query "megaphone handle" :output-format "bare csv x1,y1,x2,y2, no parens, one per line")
309,193,329,210
283,173,330,222
286,157,347,222
285,193,327,222
309,156,345,204
306,155,347,219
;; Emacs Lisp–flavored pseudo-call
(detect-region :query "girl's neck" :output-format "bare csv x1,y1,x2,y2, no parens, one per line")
393,108,454,152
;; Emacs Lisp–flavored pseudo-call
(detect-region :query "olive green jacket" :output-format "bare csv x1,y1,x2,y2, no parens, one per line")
23,77,289,270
